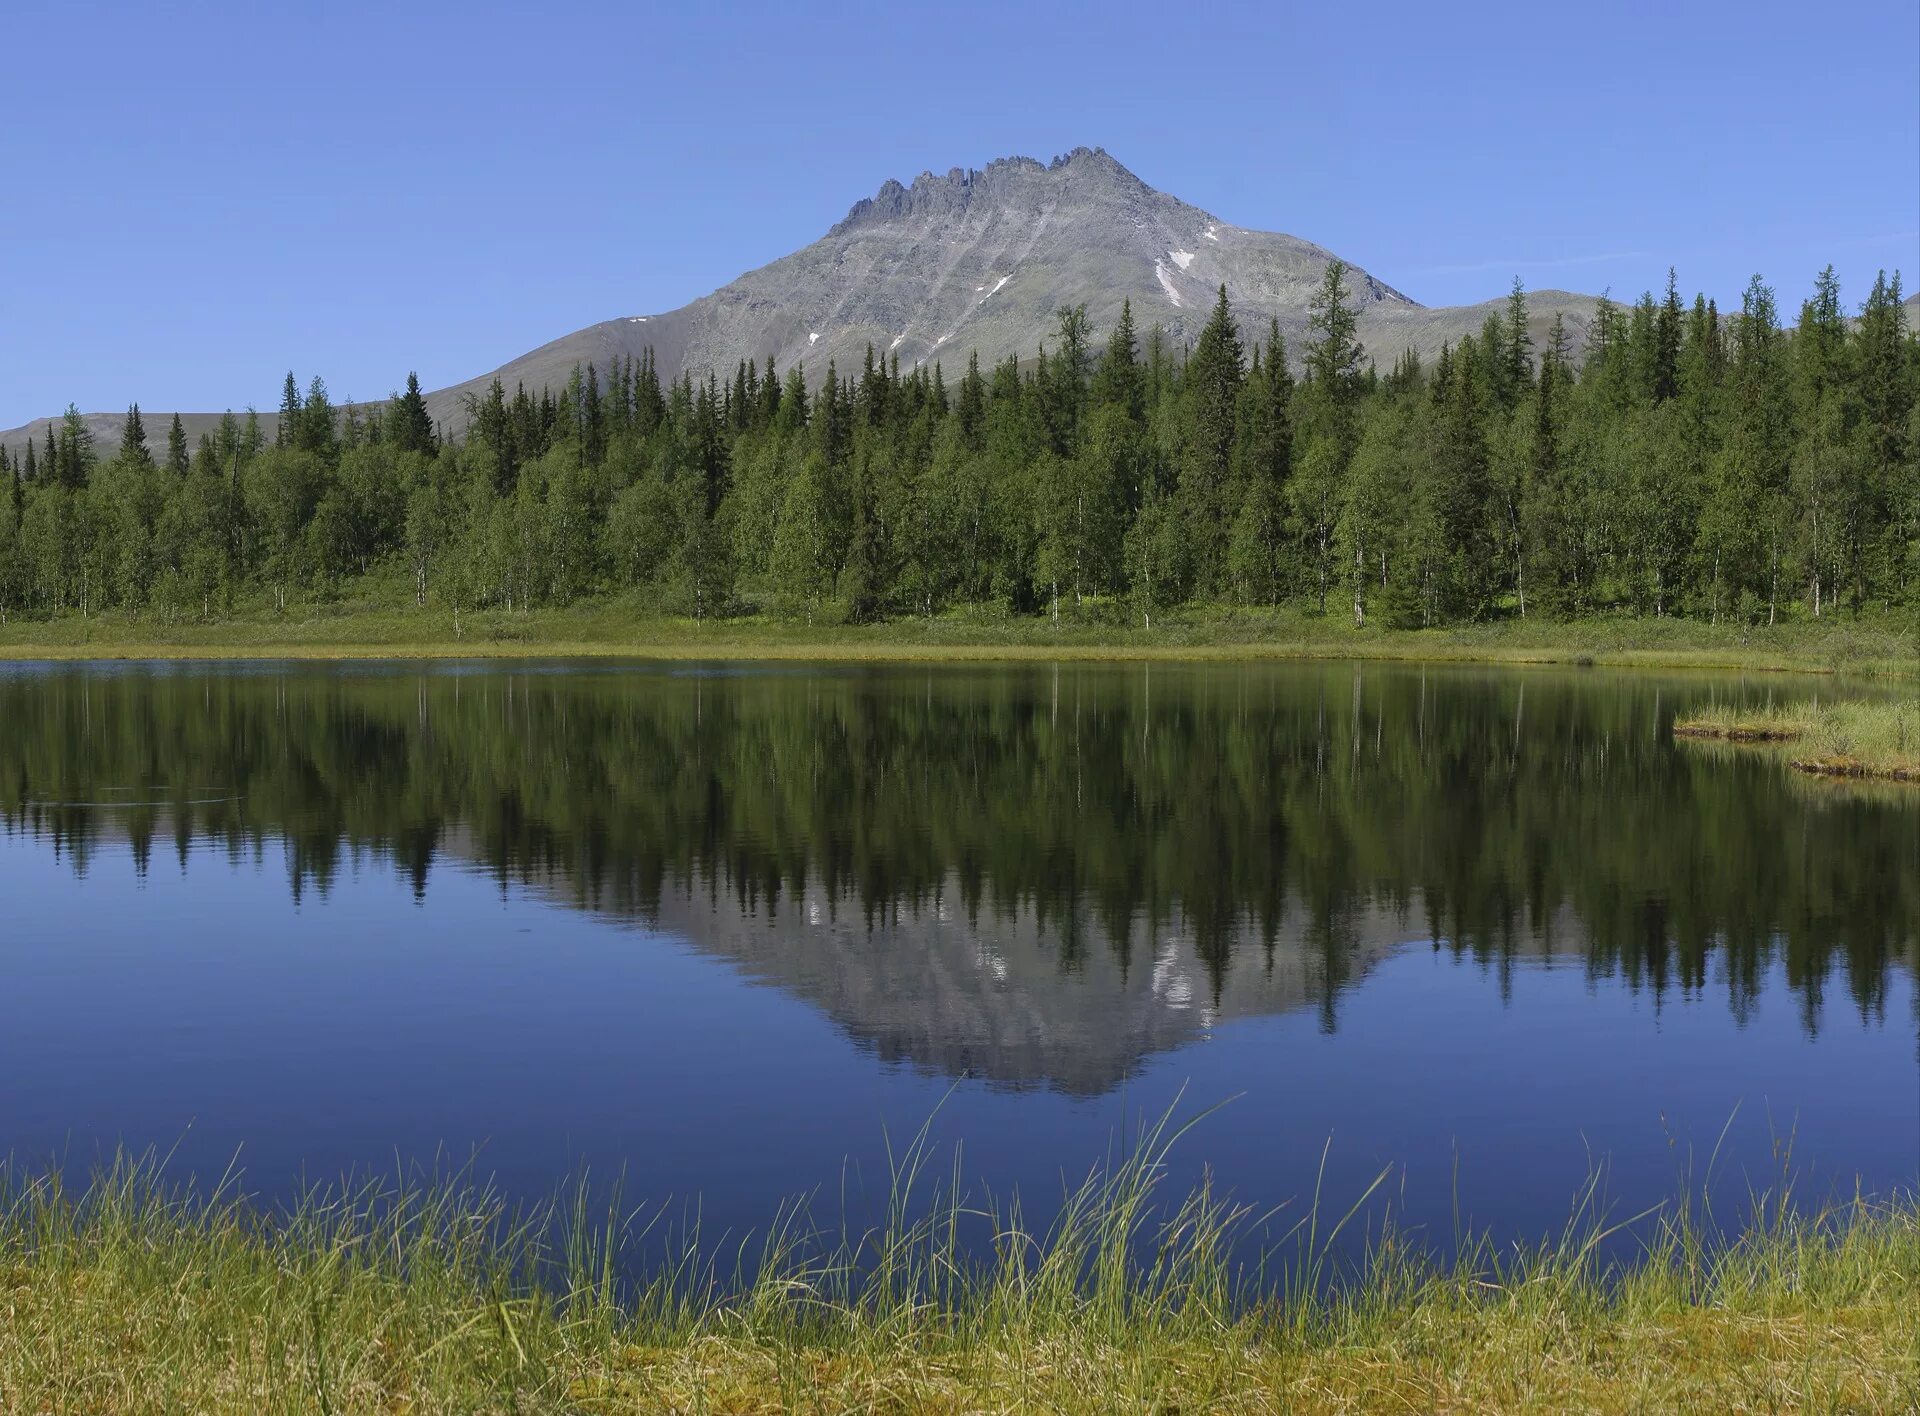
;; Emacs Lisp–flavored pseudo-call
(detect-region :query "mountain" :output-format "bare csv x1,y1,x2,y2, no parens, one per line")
608,871,1415,1096
24,145,1898,455
399,147,1601,429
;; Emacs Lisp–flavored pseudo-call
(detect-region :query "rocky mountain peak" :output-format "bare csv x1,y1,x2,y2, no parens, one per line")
833,146,1152,236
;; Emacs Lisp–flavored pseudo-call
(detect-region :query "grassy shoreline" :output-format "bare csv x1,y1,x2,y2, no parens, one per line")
2,1141,1916,1413
1,602,1915,676
1675,699,1920,780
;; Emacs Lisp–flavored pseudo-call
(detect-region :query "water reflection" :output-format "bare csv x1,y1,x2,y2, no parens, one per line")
2,660,1914,1094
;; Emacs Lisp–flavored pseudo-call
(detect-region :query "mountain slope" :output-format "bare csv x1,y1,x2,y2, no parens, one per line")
29,144,1882,453
408,147,1599,429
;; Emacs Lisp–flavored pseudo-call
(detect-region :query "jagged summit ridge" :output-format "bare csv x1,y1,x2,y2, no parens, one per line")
833,147,1149,235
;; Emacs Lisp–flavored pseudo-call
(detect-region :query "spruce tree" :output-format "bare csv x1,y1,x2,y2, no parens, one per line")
1518,313,1574,614
1625,293,1661,403
693,374,729,516
1294,260,1364,611
777,364,810,437
1707,275,1792,622
956,352,987,449
758,354,782,427
1179,285,1245,592
1042,305,1092,458
1653,268,1683,402
394,372,435,457
468,379,517,494
1789,265,1853,614
1854,271,1913,601
1091,297,1145,423
1503,277,1534,399
1584,293,1630,405
840,475,882,622
167,413,190,476
298,376,337,460
581,363,606,467
119,404,153,469
1227,320,1293,605
814,361,850,468
57,406,95,491
635,350,665,441
1421,335,1496,619
277,373,302,446
1477,311,1514,411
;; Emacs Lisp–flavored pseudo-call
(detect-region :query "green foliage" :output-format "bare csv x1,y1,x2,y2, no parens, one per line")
392,371,436,457
1178,286,1246,592
117,403,153,470
6,267,1916,629
165,412,189,476
56,403,96,490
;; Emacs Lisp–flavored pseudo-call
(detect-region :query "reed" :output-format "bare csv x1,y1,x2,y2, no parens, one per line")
1,1118,1914,1412
1675,698,1920,779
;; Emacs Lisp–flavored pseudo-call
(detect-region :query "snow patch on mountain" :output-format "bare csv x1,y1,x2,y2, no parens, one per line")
1154,259,1183,308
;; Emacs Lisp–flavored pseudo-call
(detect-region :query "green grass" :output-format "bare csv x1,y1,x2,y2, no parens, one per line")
1,593,1916,677
1675,699,1920,780
3,1115,1915,1413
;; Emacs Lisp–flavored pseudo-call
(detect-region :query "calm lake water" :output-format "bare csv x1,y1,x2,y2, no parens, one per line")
1,659,1914,1261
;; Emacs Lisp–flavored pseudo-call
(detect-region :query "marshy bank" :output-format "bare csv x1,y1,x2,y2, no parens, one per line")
2,599,1917,679
1675,698,1920,781
1,1143,1915,1414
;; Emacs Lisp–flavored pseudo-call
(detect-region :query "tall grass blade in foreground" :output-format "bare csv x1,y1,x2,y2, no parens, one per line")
0,1118,1914,1412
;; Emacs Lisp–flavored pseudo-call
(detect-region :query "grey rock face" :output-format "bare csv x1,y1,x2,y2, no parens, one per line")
402,147,1601,431
420,147,1422,423
581,868,1417,1096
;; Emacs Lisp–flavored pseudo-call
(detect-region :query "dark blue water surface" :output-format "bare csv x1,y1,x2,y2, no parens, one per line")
1,659,1914,1263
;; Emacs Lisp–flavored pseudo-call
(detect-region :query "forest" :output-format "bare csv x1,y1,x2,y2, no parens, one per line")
1,263,1914,631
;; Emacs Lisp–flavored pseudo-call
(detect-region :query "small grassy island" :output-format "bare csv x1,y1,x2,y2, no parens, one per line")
1674,698,1920,780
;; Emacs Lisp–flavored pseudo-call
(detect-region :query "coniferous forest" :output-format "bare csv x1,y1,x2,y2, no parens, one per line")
2,262,1915,631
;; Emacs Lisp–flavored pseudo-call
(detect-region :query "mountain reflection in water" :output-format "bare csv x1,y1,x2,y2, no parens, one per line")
4,659,1913,1096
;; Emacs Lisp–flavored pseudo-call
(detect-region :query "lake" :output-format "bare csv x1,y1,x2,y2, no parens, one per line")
1,658,1914,1265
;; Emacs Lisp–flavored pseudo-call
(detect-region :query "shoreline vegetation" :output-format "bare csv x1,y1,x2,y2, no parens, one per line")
0,601,1916,676
1674,698,1920,780
2,1132,1915,1414
4,267,1917,681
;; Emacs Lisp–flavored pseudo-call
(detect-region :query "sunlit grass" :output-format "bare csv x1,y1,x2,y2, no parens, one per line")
2,1113,1915,1413
1,597,1916,678
1676,698,1920,779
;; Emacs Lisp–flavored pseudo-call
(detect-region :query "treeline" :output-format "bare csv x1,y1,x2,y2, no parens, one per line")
5,665,1912,1025
1,264,1914,627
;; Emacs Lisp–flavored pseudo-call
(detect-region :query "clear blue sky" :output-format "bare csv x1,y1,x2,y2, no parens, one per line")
4,0,1915,427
